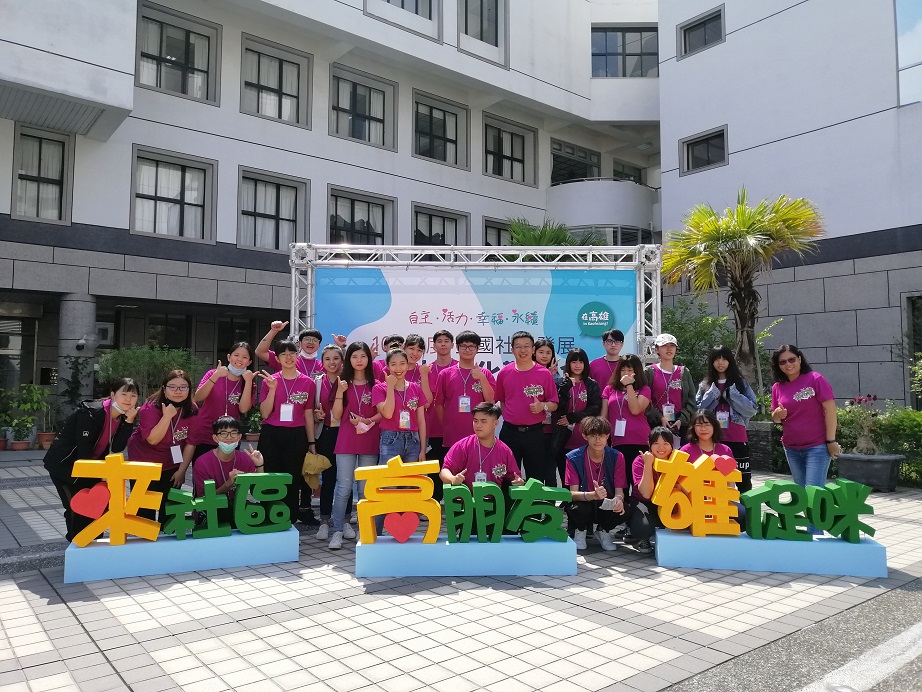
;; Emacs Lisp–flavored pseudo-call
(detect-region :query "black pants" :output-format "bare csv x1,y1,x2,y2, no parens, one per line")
258,424,308,525
428,436,447,502
316,426,351,519
613,443,646,496
50,474,99,542
627,498,663,541
500,424,555,487
135,466,177,525
566,500,627,533
725,440,753,493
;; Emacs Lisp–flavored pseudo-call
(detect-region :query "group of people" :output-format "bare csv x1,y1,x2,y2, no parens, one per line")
43,320,839,553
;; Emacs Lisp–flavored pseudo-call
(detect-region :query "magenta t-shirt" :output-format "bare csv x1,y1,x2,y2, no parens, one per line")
680,442,734,463
435,366,498,447
564,448,626,490
259,372,315,428
192,449,256,497
315,375,340,426
649,364,685,417
602,384,652,445
372,360,387,380
442,435,520,491
373,381,428,432
564,380,589,450
92,399,118,459
590,357,620,392
334,382,380,455
494,362,559,426
632,454,662,501
265,350,324,377
716,382,748,443
189,370,248,446
127,401,195,469
771,371,835,449
425,360,457,438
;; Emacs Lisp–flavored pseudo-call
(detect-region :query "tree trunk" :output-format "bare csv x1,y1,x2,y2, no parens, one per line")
728,283,760,384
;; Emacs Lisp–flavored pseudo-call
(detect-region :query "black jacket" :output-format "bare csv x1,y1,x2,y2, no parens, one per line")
555,376,603,425
43,400,137,480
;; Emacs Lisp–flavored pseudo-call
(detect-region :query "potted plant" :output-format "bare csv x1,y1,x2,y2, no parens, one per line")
13,384,51,450
836,395,904,492
245,407,262,442
9,415,35,451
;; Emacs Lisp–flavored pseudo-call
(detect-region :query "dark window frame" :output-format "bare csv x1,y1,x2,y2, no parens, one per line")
240,177,299,252
679,126,728,176
414,209,461,247
612,160,644,184
462,0,499,46
139,17,210,98
415,102,458,164
242,47,300,123
591,27,659,78
485,124,525,182
15,134,65,221
386,0,431,19
135,157,207,239
677,5,725,59
330,194,387,245
484,220,511,247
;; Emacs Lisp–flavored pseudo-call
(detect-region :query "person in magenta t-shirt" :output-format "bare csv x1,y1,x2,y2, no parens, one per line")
552,348,602,489
127,369,198,523
421,329,458,502
644,334,696,444
373,349,428,463
313,344,345,540
627,426,676,554
255,321,325,377
600,354,651,492
369,334,403,382
771,345,840,490
495,331,559,488
436,330,497,449
190,342,256,460
589,328,625,391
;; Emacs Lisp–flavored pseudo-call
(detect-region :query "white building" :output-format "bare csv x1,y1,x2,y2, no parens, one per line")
0,0,918,407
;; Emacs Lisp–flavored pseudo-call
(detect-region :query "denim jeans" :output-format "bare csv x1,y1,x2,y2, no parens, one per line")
784,444,831,488
379,430,421,462
331,453,378,532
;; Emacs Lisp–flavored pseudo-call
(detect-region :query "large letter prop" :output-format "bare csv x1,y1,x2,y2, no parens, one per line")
651,450,742,537
354,456,442,544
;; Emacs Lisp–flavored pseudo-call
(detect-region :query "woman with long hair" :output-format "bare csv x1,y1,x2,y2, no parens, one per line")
600,354,651,494
552,348,602,487
314,344,344,540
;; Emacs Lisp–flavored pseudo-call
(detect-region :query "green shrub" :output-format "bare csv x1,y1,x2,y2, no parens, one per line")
661,298,735,384
98,346,208,401
874,404,922,486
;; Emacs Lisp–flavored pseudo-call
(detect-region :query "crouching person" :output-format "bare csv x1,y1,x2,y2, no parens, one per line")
564,416,627,551
627,426,675,554
193,416,264,528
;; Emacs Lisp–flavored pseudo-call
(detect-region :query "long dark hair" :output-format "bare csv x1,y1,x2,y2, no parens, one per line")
704,345,747,392
564,348,591,379
609,354,646,391
148,369,196,417
227,341,254,363
771,344,813,382
343,342,374,384
685,409,723,446
533,337,557,370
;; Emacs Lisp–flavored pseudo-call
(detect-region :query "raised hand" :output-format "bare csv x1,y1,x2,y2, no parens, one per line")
774,405,788,421
529,396,544,414
260,372,278,391
332,334,347,347
337,380,348,394
642,450,655,465
510,473,525,486
244,448,264,467
420,363,431,379
123,405,139,423
453,468,466,486
213,360,229,379
593,480,607,500
385,374,398,388
620,373,635,387
470,366,484,380
242,369,256,384
161,403,178,420
270,320,288,332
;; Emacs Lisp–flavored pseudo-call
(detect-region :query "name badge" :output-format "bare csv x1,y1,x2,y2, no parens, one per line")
458,396,471,413
614,419,627,437
662,404,676,422
716,411,730,429
474,472,487,483
280,403,294,422
399,410,411,430
170,444,183,466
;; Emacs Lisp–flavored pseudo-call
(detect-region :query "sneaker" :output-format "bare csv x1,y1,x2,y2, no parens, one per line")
316,523,329,541
298,510,321,526
595,530,617,551
636,538,653,554
574,529,588,550
343,523,356,540
329,531,343,550
612,525,629,541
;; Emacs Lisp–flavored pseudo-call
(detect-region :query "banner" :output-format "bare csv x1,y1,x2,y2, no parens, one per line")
314,267,637,371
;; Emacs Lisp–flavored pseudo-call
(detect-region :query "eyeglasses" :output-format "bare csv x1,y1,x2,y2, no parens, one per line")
165,385,189,392
778,356,799,365
603,339,623,345
214,431,241,440
301,337,320,345
458,344,478,350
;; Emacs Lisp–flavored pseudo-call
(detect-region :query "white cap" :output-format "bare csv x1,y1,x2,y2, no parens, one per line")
654,333,678,347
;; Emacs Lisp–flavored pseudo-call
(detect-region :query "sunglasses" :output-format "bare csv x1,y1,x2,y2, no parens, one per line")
778,356,799,365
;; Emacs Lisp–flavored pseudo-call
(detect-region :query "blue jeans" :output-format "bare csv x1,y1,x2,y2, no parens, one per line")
331,453,378,532
784,444,831,488
379,430,421,462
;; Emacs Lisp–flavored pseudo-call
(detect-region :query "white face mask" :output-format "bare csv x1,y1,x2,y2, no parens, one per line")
112,401,126,414
299,350,316,359
217,440,239,454
227,364,247,376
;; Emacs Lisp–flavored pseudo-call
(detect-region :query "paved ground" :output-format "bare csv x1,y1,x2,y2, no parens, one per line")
0,451,920,692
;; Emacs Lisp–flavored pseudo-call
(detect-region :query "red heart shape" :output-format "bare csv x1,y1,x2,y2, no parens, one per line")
383,512,419,543
713,455,738,477
71,482,111,519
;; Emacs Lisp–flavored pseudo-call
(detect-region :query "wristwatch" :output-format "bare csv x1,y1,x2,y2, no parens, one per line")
543,403,549,412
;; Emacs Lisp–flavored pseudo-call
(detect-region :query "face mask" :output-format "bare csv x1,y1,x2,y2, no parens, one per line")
227,364,247,376
112,401,126,414
299,350,315,359
217,441,238,454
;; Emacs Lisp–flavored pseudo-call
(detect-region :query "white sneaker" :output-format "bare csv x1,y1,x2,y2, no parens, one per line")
316,523,329,541
574,529,587,550
595,530,617,551
329,531,343,549
343,523,356,540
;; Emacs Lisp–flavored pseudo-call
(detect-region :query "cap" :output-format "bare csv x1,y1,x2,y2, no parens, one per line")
654,333,678,347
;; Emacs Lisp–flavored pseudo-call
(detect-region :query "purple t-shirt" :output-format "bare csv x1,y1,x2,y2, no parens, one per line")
127,401,194,469
649,364,685,418
334,382,380,456
602,384,652,445
435,366,498,447
590,357,620,392
259,372,315,428
442,435,520,491
265,350,324,377
680,442,734,463
494,362,559,426
193,449,256,497
425,360,457,438
771,371,835,449
373,381,428,432
564,380,589,450
564,448,626,490
189,370,249,446
632,454,662,501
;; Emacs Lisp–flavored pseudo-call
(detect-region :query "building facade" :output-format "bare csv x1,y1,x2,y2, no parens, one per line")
0,0,919,407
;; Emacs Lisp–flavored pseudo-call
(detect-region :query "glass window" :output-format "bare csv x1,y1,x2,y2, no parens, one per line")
682,129,727,173
332,76,386,146
680,8,724,57
240,177,298,251
485,222,511,247
139,16,211,99
386,0,431,19
414,211,460,246
591,28,658,77
416,102,458,164
330,194,387,244
485,124,525,182
550,140,601,184
15,133,65,220
462,0,498,46
242,48,299,123
613,161,643,183
134,157,207,239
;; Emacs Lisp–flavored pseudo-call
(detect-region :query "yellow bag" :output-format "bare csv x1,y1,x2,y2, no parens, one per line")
302,451,331,489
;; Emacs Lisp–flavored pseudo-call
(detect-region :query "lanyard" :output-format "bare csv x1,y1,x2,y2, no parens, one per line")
406,364,420,383
613,389,627,419
478,440,497,472
585,449,604,488
214,449,236,489
395,381,409,412
458,367,473,395
169,410,183,443
657,365,679,406
570,381,584,413
224,376,241,416
352,382,369,417
280,373,298,404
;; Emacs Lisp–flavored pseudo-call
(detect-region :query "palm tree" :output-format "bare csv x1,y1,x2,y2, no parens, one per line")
504,218,602,261
662,188,824,384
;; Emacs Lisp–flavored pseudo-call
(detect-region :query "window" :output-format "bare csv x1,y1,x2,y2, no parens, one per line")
386,0,430,18
241,36,311,127
570,225,655,245
330,190,393,245
591,28,658,77
138,2,221,103
330,66,397,150
550,140,601,184
12,126,73,224
483,115,537,186
413,207,467,247
414,91,469,169
461,0,498,45
239,169,308,252
680,126,728,175
132,146,216,242
678,6,725,59
613,161,643,184
484,220,511,247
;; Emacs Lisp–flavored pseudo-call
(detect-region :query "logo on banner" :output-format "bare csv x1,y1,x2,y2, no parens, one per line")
578,301,614,336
